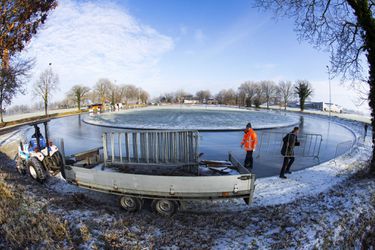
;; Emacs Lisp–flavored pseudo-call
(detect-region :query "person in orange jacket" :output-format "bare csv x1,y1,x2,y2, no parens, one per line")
240,122,258,171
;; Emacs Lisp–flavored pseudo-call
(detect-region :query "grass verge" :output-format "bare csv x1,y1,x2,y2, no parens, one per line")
0,181,72,248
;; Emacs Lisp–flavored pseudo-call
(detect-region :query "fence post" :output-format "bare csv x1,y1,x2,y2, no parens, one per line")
119,133,123,163
103,133,108,167
111,132,115,163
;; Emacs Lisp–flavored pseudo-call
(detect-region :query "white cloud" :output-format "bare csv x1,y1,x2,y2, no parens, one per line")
16,0,173,105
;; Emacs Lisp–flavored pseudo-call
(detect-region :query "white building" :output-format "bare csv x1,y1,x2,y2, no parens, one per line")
308,102,343,113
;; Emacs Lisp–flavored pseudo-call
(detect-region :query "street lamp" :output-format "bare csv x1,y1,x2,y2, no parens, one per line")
326,65,332,119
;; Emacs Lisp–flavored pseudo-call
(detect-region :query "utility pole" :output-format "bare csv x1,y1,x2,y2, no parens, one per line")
326,65,332,119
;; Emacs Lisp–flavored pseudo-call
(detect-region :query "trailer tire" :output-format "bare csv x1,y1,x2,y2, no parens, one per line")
151,199,178,216
16,156,27,175
28,157,47,183
120,196,142,212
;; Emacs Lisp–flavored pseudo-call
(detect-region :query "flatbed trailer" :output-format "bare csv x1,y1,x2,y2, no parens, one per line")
60,130,256,216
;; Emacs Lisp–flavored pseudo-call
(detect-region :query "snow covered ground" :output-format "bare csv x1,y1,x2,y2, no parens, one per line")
0,112,374,249
2,108,78,123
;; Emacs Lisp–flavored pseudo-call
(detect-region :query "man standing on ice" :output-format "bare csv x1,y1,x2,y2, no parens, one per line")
280,127,300,179
241,123,258,172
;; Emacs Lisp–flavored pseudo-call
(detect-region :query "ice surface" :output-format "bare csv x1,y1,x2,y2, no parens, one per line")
83,106,300,130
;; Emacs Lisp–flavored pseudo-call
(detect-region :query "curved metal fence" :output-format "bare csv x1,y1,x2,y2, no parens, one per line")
255,132,323,159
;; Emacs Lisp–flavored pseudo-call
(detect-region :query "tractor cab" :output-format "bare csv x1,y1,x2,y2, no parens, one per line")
16,119,64,183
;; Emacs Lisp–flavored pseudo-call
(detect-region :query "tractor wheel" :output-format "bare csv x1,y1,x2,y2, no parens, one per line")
27,157,47,183
151,199,178,216
120,196,143,212
51,151,64,171
16,156,27,175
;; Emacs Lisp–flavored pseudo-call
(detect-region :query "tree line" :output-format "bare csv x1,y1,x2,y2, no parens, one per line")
158,80,313,111
31,69,150,115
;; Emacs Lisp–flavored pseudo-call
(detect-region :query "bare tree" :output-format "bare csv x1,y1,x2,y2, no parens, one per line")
33,67,59,116
175,89,189,104
0,58,33,123
116,84,130,103
253,83,265,108
238,81,257,107
139,89,149,104
216,89,237,105
278,80,294,110
254,0,375,171
67,85,90,111
195,90,211,103
108,82,116,105
159,92,174,103
260,80,277,109
94,78,112,104
120,84,139,103
294,80,313,112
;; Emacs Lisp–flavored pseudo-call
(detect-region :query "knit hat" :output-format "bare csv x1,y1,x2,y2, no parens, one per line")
246,123,252,129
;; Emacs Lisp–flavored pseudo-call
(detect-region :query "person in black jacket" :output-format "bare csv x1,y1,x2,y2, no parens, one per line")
280,127,300,179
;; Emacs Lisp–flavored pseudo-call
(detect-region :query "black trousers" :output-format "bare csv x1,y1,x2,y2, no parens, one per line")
280,156,295,176
244,151,254,170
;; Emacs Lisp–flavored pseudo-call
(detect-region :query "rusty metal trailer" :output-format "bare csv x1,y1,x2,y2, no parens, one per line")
61,130,256,216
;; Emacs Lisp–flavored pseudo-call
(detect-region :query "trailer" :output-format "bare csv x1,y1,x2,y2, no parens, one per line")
61,130,256,216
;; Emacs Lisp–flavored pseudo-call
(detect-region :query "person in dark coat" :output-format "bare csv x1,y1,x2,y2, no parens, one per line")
364,123,368,141
280,127,300,179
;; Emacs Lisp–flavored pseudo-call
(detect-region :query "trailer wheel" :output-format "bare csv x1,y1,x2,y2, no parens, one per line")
28,157,47,183
120,196,143,212
16,156,27,175
151,199,178,216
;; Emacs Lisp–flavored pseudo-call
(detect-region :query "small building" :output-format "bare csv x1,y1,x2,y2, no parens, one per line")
206,98,219,105
308,102,343,113
88,103,103,113
183,99,200,104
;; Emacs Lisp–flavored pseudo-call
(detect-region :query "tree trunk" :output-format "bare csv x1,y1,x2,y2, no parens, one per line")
300,98,304,112
367,41,375,173
0,98,3,123
346,0,375,173
77,96,81,111
44,101,48,116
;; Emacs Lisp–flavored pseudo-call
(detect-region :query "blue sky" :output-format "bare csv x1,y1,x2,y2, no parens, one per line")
14,0,369,113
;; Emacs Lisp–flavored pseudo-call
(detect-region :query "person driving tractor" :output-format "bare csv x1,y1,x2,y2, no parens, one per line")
30,126,46,151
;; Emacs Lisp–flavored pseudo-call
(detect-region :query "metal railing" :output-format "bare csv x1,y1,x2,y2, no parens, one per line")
255,131,323,159
102,130,199,166
334,140,354,158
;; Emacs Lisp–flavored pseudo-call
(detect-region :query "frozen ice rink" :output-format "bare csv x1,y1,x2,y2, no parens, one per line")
22,106,355,177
